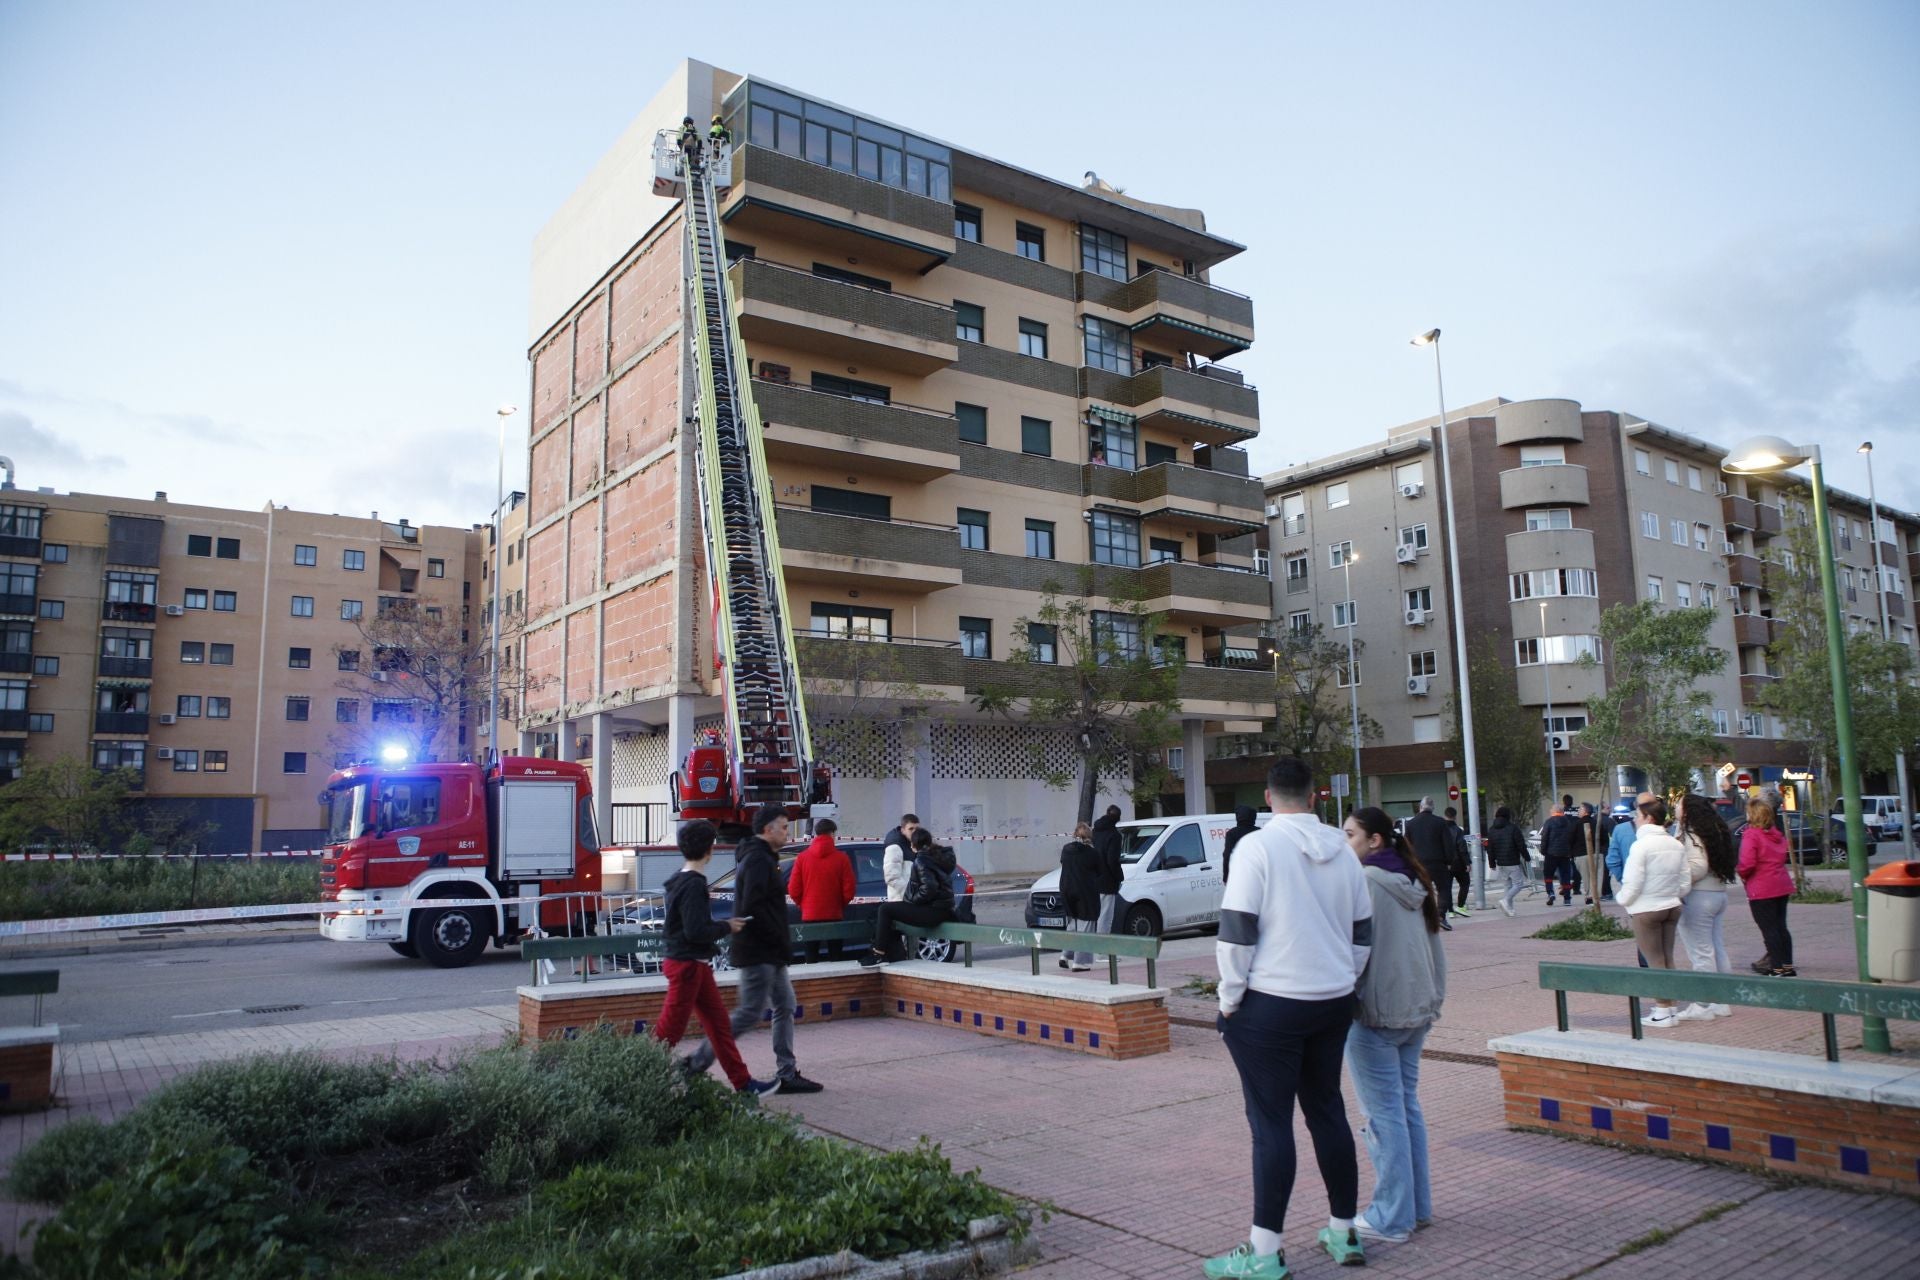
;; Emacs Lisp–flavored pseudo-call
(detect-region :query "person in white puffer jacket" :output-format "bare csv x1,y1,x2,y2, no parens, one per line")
1614,792,1691,1028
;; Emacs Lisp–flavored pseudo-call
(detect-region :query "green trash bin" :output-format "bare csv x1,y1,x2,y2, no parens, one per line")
1865,860,1920,981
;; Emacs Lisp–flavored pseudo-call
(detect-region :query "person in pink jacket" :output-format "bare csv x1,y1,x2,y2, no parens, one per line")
1736,797,1795,977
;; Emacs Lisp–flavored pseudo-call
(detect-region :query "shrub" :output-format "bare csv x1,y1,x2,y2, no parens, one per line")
1530,907,1635,942
0,858,319,921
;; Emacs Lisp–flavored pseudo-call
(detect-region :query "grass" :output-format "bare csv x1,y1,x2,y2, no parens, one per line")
1179,975,1219,1000
1791,885,1847,904
1614,1200,1740,1257
1529,906,1635,942
0,857,318,921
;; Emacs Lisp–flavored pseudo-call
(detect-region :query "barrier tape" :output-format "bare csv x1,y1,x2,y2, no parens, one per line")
0,850,323,862
0,891,647,940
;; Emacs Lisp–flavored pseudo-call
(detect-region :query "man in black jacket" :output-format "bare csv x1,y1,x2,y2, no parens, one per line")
863,829,957,963
684,805,824,1093
1538,805,1580,906
651,820,774,1095
1403,797,1456,930
1221,805,1258,885
1090,805,1126,939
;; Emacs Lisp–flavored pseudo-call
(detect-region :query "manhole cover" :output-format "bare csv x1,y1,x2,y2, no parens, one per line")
242,1004,304,1015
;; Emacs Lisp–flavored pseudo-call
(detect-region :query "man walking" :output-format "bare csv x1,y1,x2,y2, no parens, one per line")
1403,798,1456,930
1223,805,1259,885
1442,805,1472,919
1539,805,1580,905
1578,802,1599,905
683,805,824,1094
1207,757,1373,1277
1091,804,1125,935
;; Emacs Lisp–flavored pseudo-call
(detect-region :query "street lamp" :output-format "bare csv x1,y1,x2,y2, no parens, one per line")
1859,441,1916,860
1539,599,1559,804
1412,328,1485,907
1343,552,1363,817
1723,435,1888,1052
491,405,517,763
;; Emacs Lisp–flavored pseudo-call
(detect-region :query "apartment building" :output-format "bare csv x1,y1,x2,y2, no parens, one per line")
0,481,483,852
1250,397,1920,818
515,59,1271,867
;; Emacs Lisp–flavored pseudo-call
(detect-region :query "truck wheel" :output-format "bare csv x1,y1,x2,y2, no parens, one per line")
388,940,419,958
1122,902,1162,939
413,906,489,969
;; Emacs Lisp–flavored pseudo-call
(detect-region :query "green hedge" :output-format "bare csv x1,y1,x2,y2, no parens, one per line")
0,858,319,921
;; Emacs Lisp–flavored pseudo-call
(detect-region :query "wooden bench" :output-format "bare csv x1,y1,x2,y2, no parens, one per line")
0,970,58,1111
891,921,1161,987
523,921,880,985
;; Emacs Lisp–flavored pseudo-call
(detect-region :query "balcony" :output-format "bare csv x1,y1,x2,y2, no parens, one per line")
1752,503,1784,538
0,652,27,674
754,380,959,480
1135,560,1270,623
1516,662,1606,708
1493,399,1583,445
104,601,156,623
730,259,958,374
1733,613,1777,648
1079,364,1259,446
1720,494,1756,531
1909,550,1920,584
98,656,154,679
722,145,955,272
1740,673,1780,705
1076,268,1255,360
774,506,962,592
0,710,26,733
0,533,40,559
1726,553,1764,590
93,711,149,735
1504,527,1596,573
1498,464,1590,509
1083,461,1264,534
0,593,36,617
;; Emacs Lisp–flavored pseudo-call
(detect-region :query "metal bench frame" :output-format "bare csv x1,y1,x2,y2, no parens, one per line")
0,971,58,1028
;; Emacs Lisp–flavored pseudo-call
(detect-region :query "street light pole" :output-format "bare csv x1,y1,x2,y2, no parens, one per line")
1859,441,1916,860
491,405,516,763
1724,436,1888,1053
1413,329,1484,907
1344,554,1362,812
1540,599,1559,803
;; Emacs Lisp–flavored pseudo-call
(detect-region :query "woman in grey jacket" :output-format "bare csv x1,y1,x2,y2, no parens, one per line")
1341,806,1447,1245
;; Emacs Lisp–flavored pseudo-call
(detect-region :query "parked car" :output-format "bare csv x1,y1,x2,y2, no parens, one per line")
1829,795,1906,844
611,840,977,966
1024,813,1270,938
1729,810,1823,864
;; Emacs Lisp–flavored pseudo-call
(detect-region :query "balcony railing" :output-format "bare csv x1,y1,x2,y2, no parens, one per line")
1079,364,1259,442
754,379,959,470
104,601,156,623
0,710,27,733
774,506,962,577
0,652,28,674
1753,503,1784,537
98,656,154,679
730,259,957,372
1075,267,1255,359
1721,494,1756,531
0,593,37,616
1726,553,1764,589
729,145,954,241
93,711,150,735
1732,613,1776,648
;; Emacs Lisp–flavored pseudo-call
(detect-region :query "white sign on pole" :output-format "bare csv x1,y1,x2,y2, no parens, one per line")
1331,773,1350,798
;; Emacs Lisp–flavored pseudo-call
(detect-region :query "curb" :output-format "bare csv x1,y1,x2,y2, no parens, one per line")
0,924,315,961
715,1214,1037,1280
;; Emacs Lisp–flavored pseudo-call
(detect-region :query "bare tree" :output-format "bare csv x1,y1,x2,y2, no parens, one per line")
795,633,947,779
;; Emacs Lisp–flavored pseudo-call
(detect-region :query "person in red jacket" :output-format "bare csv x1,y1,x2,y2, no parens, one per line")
787,818,857,962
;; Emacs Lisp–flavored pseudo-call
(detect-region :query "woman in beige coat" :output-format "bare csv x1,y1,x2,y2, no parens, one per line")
1614,794,1690,1028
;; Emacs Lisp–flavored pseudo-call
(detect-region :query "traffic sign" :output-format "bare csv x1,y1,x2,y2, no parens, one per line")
1448,784,1461,801
1736,771,1753,787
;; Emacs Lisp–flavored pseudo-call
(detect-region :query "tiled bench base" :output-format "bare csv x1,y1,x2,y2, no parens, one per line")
1494,1028,1920,1196
0,1028,58,1111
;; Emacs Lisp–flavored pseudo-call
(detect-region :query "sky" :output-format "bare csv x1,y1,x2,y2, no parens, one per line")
2,1,1916,528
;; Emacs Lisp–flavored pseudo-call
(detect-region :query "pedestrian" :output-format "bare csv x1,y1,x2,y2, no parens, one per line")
1673,794,1738,1020
1340,806,1446,1245
787,818,856,963
862,828,956,965
1615,793,1690,1028
1057,821,1101,972
1222,805,1258,885
652,820,779,1097
1538,805,1580,905
1094,804,1126,942
1442,806,1472,918
1207,757,1372,1277
1402,797,1456,931
881,813,920,902
1605,803,1636,900
1485,805,1529,917
681,806,824,1093
1737,796,1796,977
1578,802,1598,904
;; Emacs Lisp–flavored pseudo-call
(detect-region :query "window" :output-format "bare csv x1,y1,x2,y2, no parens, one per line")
1399,523,1431,549
427,558,445,578
1634,448,1651,476
177,695,201,718
1148,537,1182,564
954,203,981,241
38,600,62,620
212,590,236,612
1646,576,1664,603
955,301,983,343
1641,511,1660,539
1687,466,1703,492
1394,461,1425,489
1676,582,1693,608
187,534,212,557
811,485,891,521
283,752,307,774
1015,222,1045,261
216,537,239,559
1020,416,1052,456
375,777,442,831
1740,711,1763,737
1412,714,1443,743
1334,600,1356,628
1024,519,1055,559
1405,587,1432,614
1284,553,1309,591
183,588,209,610
1508,568,1599,600
286,696,310,722
1664,457,1680,484
0,505,43,539
1288,610,1311,632
1028,622,1057,664
811,372,891,403
1671,518,1688,546
341,599,363,621
1525,510,1572,532
1694,522,1713,551
959,616,992,659
1711,708,1730,735
338,649,361,671
41,543,67,563
1080,224,1129,280
343,549,365,571
288,646,311,669
1700,582,1718,605
337,698,359,722
1516,635,1602,665
1336,658,1361,688
173,750,199,772
1329,541,1353,568
291,595,314,617
31,655,57,676
1089,511,1140,567
1326,482,1350,509
3,561,39,601
1154,634,1188,668
0,680,24,717
1088,409,1137,470
1082,315,1131,373
1017,318,1048,359
92,741,144,772
1519,445,1566,467
812,262,891,291
203,750,228,773
1091,610,1142,661
209,644,233,666
294,544,317,566
1409,650,1438,677
956,402,987,444
28,713,52,732
810,603,892,640
957,508,989,551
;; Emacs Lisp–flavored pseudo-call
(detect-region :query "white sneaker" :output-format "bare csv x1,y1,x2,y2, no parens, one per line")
1499,898,1515,917
1352,1214,1410,1244
1642,1007,1676,1028
1674,1003,1716,1021
1708,1004,1733,1017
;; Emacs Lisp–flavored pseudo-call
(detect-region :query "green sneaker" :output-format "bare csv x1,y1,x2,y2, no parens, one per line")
1318,1226,1366,1266
1202,1243,1289,1278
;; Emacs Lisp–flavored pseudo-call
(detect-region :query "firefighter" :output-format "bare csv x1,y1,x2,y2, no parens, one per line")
708,113,732,151
677,115,701,163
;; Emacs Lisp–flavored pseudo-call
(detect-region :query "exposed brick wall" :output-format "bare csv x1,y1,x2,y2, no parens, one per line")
0,1041,54,1110
602,577,677,691
529,428,568,527
532,338,571,433
525,524,565,619
957,443,1080,493
565,610,596,705
570,397,604,499
567,504,599,605
573,295,607,400
604,465,675,584
607,348,678,474
1497,1050,1920,1197
522,624,563,716
609,223,680,371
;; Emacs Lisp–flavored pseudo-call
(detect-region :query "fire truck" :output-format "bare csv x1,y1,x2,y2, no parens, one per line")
318,757,602,967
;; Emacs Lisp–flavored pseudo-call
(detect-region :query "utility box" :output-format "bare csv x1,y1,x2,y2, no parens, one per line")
496,779,578,881
1865,860,1920,981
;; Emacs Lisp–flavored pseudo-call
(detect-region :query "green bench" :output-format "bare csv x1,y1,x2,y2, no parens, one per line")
892,921,1161,987
522,921,878,984
0,970,57,1028
1538,961,1920,1062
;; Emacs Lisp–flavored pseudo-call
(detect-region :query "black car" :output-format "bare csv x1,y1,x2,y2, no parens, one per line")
1729,811,1822,865
613,841,976,966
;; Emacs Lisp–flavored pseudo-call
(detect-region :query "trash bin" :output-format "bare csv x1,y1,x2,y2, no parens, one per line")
1865,860,1920,981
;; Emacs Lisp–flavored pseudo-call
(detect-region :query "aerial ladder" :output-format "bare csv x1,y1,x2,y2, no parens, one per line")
653,130,832,837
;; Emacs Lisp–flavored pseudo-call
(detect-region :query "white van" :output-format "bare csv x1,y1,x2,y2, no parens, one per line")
1834,795,1907,843
1023,812,1271,937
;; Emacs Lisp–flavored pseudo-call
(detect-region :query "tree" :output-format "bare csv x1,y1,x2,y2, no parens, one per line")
1449,632,1549,826
1578,600,1727,798
0,757,138,854
795,633,948,779
1263,621,1381,796
974,570,1182,824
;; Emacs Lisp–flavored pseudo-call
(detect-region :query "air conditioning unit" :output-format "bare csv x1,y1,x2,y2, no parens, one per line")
1546,732,1578,753
1394,543,1418,564
163,604,185,616
157,713,176,725
154,747,173,760
1407,675,1431,696
1399,483,1425,499
370,671,390,683
1404,608,1428,627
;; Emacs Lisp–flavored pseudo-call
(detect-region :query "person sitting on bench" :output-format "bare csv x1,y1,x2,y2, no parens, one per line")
862,829,956,965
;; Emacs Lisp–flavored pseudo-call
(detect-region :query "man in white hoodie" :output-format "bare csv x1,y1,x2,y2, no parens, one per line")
1206,757,1374,1279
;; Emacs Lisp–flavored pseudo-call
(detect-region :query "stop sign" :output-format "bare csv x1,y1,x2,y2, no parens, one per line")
1736,771,1753,787
1448,784,1461,801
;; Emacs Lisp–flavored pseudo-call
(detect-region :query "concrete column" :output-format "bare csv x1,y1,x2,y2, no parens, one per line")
667,694,697,783
1183,719,1207,816
591,712,613,849
516,728,536,756
557,718,578,762
911,718,933,822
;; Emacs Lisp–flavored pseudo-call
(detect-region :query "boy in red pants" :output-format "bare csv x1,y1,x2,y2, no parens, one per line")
653,820,779,1097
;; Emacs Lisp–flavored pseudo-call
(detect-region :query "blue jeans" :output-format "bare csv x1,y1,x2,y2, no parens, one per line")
1345,1021,1432,1237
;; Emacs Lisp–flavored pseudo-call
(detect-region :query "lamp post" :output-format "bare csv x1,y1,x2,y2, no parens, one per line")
1724,436,1888,1052
491,405,517,762
1539,599,1559,803
1859,441,1916,860
1344,552,1363,811
1412,329,1484,907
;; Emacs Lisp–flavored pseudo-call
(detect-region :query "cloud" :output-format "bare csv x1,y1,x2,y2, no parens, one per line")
0,379,262,450
0,408,126,471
